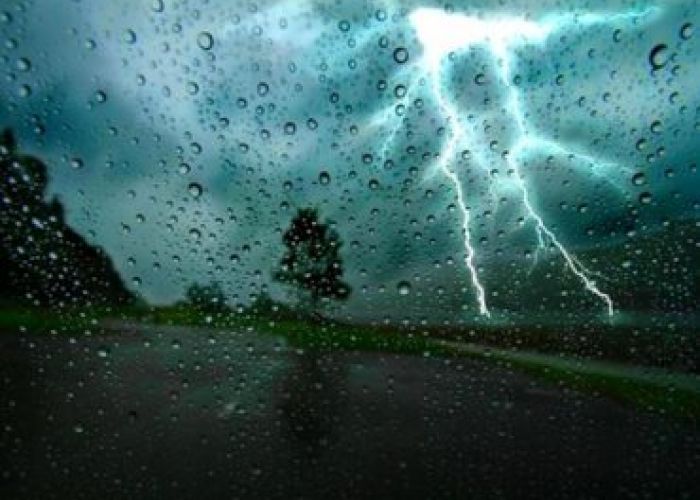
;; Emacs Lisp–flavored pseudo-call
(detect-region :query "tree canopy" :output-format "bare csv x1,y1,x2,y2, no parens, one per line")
274,208,351,311
0,128,135,307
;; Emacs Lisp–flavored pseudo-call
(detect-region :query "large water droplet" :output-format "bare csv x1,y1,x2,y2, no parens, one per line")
123,29,137,45
16,57,30,72
393,47,409,64
631,172,646,186
188,182,203,198
680,22,694,41
197,31,214,50
649,43,669,71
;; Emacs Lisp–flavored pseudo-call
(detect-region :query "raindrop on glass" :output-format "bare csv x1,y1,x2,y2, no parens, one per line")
123,29,137,45
197,31,214,50
188,182,203,198
393,47,409,64
648,43,669,71
680,22,694,40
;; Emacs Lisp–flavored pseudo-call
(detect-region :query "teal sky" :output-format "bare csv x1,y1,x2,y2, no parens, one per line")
0,0,698,322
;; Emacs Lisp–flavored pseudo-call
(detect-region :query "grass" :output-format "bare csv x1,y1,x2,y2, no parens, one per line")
0,307,68,331
2,304,699,419
444,342,700,420
0,303,131,333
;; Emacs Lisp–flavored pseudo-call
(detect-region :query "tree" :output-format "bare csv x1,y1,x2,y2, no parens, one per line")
274,208,351,314
184,281,229,313
0,128,135,306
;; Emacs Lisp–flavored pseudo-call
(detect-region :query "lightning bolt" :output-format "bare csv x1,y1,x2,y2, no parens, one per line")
370,6,660,316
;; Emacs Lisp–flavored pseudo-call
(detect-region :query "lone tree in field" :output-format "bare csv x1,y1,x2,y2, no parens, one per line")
274,208,351,314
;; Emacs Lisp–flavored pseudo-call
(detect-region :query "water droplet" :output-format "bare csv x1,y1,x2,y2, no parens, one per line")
123,29,137,45
188,182,203,198
649,43,669,71
680,22,694,41
318,171,330,185
151,0,164,13
16,57,30,72
186,81,199,95
631,172,646,186
397,281,411,296
393,47,409,64
197,31,214,50
638,191,653,204
257,82,269,96
284,122,296,135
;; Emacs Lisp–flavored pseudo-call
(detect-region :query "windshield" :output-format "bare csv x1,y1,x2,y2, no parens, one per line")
1,1,698,499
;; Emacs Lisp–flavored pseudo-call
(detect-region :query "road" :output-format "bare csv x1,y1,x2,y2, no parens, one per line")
1,323,698,499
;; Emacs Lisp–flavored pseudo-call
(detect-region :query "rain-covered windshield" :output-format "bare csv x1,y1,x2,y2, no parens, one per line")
1,1,698,498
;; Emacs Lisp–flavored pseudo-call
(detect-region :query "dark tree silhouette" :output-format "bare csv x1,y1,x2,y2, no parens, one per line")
0,128,135,307
274,208,351,314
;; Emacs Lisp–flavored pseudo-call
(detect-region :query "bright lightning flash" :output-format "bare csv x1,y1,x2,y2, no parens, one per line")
373,7,659,317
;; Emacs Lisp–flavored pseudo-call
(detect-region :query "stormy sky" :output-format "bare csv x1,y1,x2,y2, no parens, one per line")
1,0,698,322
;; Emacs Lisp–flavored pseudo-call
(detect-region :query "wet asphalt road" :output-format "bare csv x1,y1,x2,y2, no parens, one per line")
1,323,698,499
